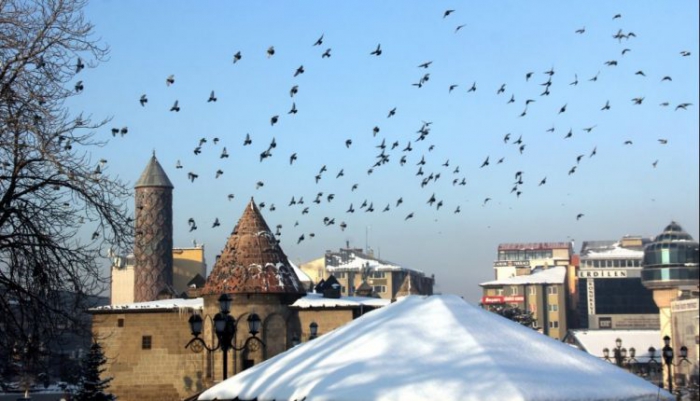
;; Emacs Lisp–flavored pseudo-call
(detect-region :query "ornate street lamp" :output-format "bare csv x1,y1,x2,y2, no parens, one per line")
185,294,266,380
661,335,691,394
603,338,636,368
309,322,319,340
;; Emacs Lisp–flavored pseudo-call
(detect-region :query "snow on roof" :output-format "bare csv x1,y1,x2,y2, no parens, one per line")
91,298,203,312
291,292,390,309
198,295,672,401
288,260,311,283
479,265,566,286
326,252,406,272
580,241,644,259
567,329,662,363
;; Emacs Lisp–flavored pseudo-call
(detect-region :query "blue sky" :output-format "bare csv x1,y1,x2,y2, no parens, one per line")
74,1,699,303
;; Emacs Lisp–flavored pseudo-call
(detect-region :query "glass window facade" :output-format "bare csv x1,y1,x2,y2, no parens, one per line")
498,249,553,261
594,278,658,314
643,242,700,266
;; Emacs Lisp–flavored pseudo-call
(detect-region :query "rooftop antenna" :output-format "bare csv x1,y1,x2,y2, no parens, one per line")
365,226,371,253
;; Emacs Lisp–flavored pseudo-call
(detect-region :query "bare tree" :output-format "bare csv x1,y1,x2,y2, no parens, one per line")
0,0,132,385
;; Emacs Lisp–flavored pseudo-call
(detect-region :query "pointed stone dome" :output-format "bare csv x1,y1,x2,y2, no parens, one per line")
202,199,306,297
135,153,173,188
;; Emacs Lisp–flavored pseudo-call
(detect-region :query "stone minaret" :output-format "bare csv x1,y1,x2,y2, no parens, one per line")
133,154,174,302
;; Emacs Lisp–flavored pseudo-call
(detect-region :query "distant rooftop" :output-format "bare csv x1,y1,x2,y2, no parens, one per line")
325,248,423,274
498,242,572,251
580,240,647,259
479,266,566,287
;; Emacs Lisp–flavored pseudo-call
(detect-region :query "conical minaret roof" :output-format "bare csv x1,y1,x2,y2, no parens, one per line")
135,153,173,188
202,199,306,296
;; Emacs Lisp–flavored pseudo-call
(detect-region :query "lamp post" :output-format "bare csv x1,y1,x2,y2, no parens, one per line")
185,294,266,380
661,335,690,395
603,338,636,369
309,322,319,340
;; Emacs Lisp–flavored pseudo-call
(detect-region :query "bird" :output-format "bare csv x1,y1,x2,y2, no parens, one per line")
405,212,414,220
583,125,596,133
544,67,555,76
345,139,352,148
576,154,584,164
468,82,477,92
120,127,128,136
525,72,533,81
193,146,201,155
322,48,331,58
539,177,547,186
396,197,403,207
220,147,229,158
601,100,610,110
289,153,297,165
170,100,180,112
387,107,396,118
652,160,658,168
373,126,380,136
661,76,672,82
313,34,324,46
336,169,344,178
233,51,242,63
243,133,252,146
228,194,235,201
208,91,217,102
267,46,275,58
507,94,515,104
74,81,83,92
290,85,299,97
564,129,573,139
576,213,584,220
635,70,646,77
294,65,305,77
76,57,85,73
455,24,466,33
449,84,458,93
418,61,432,68
187,172,198,182
139,94,148,106
613,13,622,19
621,48,631,56
575,27,585,34
503,133,511,143
212,218,220,228
483,198,491,206
497,83,506,94
568,166,577,175
675,103,692,110
346,203,355,213
558,103,567,114
658,139,668,144
480,156,489,168
589,71,600,82
255,181,264,189
589,146,597,157
631,97,644,105
166,74,175,86
680,50,691,57
270,115,279,126
443,9,455,18
370,44,382,56
297,234,305,244
175,160,183,169
624,140,633,145
605,60,618,66
288,102,298,114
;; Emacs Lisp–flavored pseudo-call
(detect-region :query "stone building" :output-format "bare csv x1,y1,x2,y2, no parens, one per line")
93,181,386,400
133,154,174,302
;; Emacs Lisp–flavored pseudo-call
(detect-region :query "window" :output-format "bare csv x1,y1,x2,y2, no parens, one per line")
373,285,386,293
495,288,504,296
593,260,600,268
528,286,536,295
341,286,346,294
372,271,386,279
510,286,518,295
117,318,124,327
548,304,558,312
548,321,559,328
547,286,558,295
141,336,152,350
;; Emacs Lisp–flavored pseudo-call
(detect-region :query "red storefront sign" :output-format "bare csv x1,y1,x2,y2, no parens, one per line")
481,295,525,304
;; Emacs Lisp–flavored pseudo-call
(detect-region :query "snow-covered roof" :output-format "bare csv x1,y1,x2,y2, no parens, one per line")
291,292,390,309
288,260,311,283
198,295,672,401
91,298,203,312
567,329,662,363
479,265,566,286
326,252,406,272
580,241,644,259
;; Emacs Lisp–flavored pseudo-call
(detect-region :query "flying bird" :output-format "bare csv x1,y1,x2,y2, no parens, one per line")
270,115,279,126
267,46,275,58
418,61,432,68
443,9,455,18
290,85,299,97
244,133,252,146
480,156,489,168
220,147,229,158
166,74,175,86
322,48,331,58
139,94,148,106
370,44,382,56
575,27,585,34
558,103,567,114
208,91,217,102
387,107,397,118
233,51,242,63
212,218,220,228
576,213,584,220
170,100,180,112
290,153,297,164
455,24,466,33
76,57,85,73
288,102,298,114
313,34,324,46
74,81,83,92
294,65,305,77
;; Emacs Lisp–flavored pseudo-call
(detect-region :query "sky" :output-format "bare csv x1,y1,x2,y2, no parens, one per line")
72,1,699,304
198,295,673,400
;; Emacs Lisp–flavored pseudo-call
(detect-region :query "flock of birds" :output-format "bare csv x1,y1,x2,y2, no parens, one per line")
90,8,695,252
